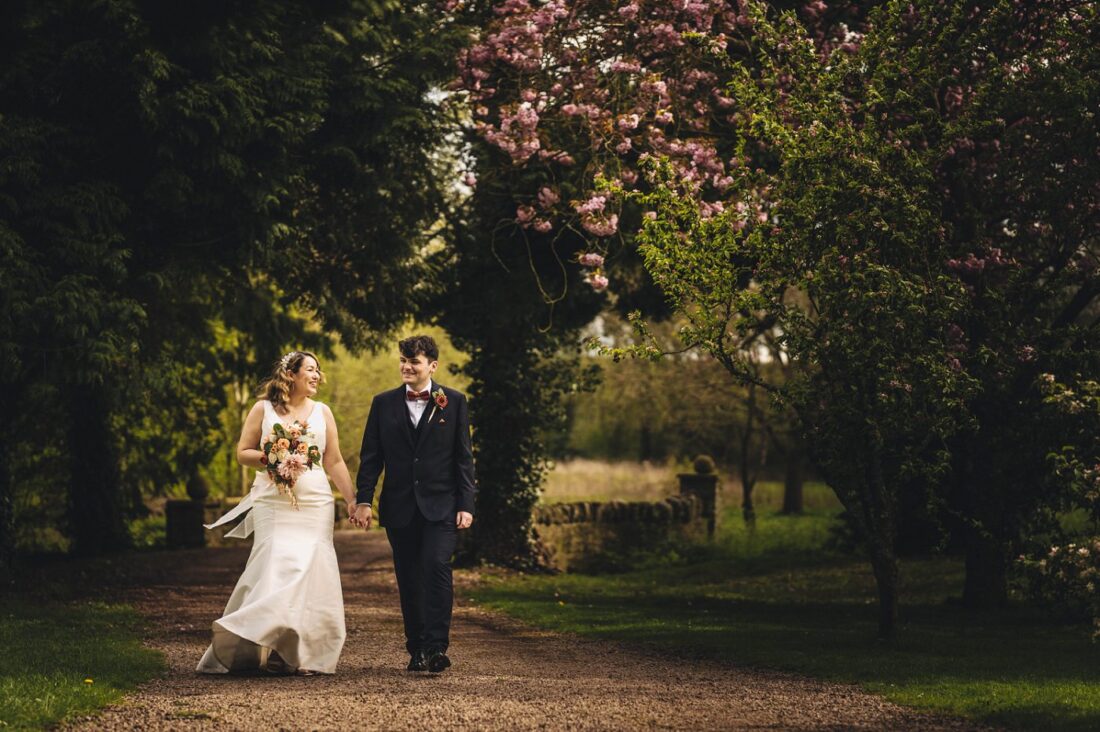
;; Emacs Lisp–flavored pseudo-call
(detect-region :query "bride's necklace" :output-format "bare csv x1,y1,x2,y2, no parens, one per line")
277,399,313,425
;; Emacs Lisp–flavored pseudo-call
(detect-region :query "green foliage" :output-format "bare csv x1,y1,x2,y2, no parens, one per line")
605,1,981,637
0,598,164,729
878,0,1100,607
566,315,798,467
0,1,463,556
436,132,606,567
1018,538,1100,637
587,0,1100,630
128,514,166,551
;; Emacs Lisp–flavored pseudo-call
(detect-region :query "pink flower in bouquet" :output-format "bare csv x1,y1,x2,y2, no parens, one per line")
276,438,290,450
278,453,309,483
288,427,301,440
297,442,309,454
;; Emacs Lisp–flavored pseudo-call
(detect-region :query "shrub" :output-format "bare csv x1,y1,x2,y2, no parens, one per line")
128,515,166,551
1019,538,1100,639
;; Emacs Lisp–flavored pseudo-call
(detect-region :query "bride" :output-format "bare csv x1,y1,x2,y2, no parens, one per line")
198,350,357,675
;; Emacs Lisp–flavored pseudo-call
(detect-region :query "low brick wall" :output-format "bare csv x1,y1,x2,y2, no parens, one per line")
533,494,709,572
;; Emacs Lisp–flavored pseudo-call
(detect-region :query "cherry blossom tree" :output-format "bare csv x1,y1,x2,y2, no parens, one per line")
449,0,1100,635
443,0,872,567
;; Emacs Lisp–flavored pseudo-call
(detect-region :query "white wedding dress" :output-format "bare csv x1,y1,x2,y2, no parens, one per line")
197,399,346,674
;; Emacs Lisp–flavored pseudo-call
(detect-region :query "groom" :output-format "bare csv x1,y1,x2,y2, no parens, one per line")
353,335,476,673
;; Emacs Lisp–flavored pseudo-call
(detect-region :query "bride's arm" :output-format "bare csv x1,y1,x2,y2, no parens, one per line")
236,402,267,470
320,404,358,509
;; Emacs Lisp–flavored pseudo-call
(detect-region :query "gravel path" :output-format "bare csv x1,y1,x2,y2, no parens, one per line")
65,532,989,731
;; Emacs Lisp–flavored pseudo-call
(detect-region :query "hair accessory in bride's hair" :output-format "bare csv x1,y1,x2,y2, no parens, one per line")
279,351,297,371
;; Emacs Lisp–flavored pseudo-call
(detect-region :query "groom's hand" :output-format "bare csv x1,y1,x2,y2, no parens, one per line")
456,511,473,530
354,504,373,530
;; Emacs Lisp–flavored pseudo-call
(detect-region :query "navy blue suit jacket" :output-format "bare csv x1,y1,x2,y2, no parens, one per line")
355,383,477,528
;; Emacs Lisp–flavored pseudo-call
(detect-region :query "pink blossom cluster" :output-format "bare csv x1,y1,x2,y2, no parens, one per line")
578,250,608,291
481,101,542,163
455,1,757,225
946,248,1016,279
573,194,619,237
453,0,871,259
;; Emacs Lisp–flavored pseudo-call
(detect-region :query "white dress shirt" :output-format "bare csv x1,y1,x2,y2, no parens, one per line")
405,381,433,426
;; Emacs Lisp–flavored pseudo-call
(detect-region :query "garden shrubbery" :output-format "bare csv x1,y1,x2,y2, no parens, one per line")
1020,538,1100,638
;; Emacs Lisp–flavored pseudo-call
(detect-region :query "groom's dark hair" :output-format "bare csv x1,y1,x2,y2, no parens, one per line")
399,335,439,362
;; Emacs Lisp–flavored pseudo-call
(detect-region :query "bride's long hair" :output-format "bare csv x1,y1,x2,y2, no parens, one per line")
257,350,325,411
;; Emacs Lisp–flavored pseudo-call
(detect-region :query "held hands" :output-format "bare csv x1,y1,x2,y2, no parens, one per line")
351,503,373,530
349,504,467,530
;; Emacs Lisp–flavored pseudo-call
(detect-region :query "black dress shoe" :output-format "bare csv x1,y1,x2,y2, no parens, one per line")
406,650,428,672
426,650,451,673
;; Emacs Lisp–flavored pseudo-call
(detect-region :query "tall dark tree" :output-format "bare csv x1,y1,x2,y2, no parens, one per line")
435,156,604,568
0,0,461,557
926,0,1100,607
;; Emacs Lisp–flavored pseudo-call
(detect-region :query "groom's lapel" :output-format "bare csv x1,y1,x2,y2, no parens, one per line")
392,387,414,449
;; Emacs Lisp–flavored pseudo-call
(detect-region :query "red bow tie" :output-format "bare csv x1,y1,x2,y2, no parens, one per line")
406,390,430,401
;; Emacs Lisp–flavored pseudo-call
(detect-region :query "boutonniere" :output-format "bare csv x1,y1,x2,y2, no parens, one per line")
429,387,448,423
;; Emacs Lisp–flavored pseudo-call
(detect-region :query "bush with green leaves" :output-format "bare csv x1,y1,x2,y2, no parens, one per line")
1019,538,1100,638
1,0,463,561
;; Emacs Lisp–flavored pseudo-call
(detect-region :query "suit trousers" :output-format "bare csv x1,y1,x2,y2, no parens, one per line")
385,506,457,655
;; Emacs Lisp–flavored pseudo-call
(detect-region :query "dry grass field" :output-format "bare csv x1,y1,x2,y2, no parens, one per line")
540,458,841,513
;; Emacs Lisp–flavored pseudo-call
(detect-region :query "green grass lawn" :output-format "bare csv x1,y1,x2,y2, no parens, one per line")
0,596,164,729
473,482,1100,731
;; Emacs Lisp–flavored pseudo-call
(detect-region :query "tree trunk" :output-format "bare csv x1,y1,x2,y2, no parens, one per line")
740,460,756,524
962,529,1008,609
781,457,804,514
741,483,755,523
65,384,130,556
453,344,554,570
865,430,899,642
869,546,899,641
0,443,13,581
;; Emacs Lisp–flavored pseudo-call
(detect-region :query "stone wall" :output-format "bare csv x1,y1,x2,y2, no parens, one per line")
533,493,709,572
195,458,720,572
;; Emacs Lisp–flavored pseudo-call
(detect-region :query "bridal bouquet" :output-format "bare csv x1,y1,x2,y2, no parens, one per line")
261,421,322,509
